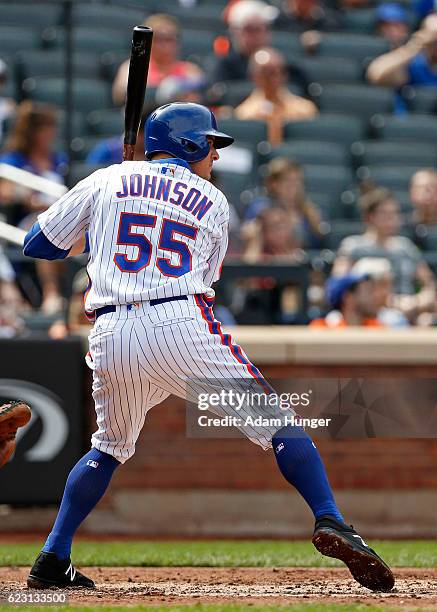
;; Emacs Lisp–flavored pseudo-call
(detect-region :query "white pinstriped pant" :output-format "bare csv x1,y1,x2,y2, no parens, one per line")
87,295,288,463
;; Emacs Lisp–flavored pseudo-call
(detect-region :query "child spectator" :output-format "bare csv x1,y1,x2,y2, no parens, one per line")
244,157,322,248
376,3,410,49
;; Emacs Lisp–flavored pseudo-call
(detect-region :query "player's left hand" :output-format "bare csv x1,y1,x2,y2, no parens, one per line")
0,401,31,468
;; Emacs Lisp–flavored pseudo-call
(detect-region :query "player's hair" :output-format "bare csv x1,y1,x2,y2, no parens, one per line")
144,13,180,36
359,187,395,219
3,100,57,157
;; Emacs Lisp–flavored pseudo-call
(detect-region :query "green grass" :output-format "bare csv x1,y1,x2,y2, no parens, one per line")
0,539,436,568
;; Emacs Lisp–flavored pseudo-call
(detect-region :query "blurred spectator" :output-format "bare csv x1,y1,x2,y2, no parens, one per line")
274,0,342,33
0,101,65,225
0,59,15,145
310,273,385,328
352,257,410,326
0,245,24,337
212,0,275,82
244,157,322,248
113,14,204,106
367,13,437,88
0,101,66,314
48,268,92,339
333,187,436,320
410,168,437,226
155,75,204,106
234,48,317,144
242,206,304,261
376,3,410,48
86,109,154,165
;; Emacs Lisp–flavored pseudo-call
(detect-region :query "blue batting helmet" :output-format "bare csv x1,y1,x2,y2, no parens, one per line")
145,102,234,163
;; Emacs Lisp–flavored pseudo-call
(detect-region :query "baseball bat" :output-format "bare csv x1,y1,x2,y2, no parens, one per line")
123,26,153,162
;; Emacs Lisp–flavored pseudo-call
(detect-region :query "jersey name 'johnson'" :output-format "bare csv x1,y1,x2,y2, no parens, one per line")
37,158,229,314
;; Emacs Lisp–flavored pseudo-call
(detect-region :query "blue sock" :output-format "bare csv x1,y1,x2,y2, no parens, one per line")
43,448,120,559
272,426,343,522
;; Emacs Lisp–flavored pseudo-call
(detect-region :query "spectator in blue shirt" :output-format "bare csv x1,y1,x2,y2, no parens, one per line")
367,13,437,87
0,101,66,313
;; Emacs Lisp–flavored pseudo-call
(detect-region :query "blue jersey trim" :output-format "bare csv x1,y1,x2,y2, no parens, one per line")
23,221,70,260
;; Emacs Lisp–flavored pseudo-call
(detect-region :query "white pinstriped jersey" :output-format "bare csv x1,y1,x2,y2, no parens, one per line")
37,159,230,313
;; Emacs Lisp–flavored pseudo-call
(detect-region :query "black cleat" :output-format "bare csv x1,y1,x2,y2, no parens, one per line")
27,552,95,589
312,515,395,592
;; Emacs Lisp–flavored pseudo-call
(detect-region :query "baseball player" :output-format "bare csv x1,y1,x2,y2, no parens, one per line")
23,103,394,592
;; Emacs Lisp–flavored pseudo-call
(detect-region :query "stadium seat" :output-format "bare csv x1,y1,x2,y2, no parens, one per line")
323,220,365,250
258,140,349,167
0,27,41,54
297,57,362,85
0,3,62,27
419,227,437,251
311,83,394,119
342,8,376,33
57,110,87,139
357,164,423,191
317,33,390,63
71,4,146,29
68,163,107,188
308,192,346,221
214,170,252,213
70,136,114,161
392,190,413,214
370,114,437,143
16,50,102,81
403,86,437,114
217,118,268,146
351,140,437,169
87,109,124,136
180,30,214,61
43,27,131,54
22,78,111,114
284,114,365,146
303,164,354,198
271,31,304,60
209,78,249,108
100,51,127,81
166,5,226,33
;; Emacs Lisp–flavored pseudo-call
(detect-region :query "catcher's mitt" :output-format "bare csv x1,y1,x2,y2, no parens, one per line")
0,401,31,468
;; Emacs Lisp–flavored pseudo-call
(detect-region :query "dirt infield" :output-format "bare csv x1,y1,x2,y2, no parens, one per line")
2,567,437,607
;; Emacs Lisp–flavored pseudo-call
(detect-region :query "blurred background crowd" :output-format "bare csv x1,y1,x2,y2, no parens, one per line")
1,0,437,336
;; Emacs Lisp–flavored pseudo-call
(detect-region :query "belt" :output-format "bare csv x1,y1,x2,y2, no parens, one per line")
95,295,188,320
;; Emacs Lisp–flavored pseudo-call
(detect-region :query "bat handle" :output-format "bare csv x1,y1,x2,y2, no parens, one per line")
123,144,135,161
